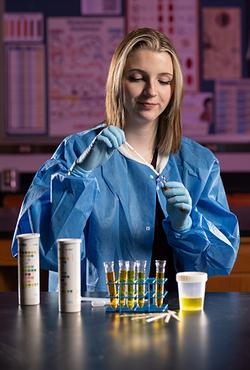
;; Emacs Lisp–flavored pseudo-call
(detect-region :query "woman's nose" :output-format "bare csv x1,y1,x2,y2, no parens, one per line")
143,81,157,97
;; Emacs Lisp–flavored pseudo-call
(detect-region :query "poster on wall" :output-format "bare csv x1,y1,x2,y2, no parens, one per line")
126,0,199,92
202,7,242,80
215,79,250,134
47,17,124,137
5,43,46,135
81,0,123,15
3,12,44,42
181,92,214,138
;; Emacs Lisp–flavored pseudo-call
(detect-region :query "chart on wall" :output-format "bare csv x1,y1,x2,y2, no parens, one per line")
47,17,124,137
126,0,199,92
5,43,46,135
215,79,250,134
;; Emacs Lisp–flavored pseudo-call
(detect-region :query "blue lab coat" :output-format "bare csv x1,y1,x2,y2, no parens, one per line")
11,124,239,293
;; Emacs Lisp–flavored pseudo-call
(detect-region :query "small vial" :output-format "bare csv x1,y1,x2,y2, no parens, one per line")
103,261,118,309
118,260,129,308
156,175,169,190
127,261,136,309
155,260,166,308
136,260,147,308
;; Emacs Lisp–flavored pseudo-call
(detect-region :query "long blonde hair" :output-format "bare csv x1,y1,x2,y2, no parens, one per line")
105,28,184,155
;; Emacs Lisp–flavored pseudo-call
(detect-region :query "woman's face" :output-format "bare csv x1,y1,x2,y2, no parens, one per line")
123,49,174,129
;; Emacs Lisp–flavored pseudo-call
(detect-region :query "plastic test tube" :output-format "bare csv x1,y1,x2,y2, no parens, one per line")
103,261,118,309
127,261,136,309
136,260,147,308
118,260,129,308
155,260,166,308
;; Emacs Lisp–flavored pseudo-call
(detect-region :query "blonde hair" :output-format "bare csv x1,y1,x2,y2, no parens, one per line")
105,28,184,154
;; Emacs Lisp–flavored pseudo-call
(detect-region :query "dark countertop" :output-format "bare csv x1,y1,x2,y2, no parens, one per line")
0,292,250,370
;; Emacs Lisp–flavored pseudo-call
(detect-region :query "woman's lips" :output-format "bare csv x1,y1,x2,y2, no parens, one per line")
138,102,157,109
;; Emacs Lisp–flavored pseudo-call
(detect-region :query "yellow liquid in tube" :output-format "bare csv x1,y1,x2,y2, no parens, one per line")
119,269,127,308
106,271,117,309
180,297,203,311
127,270,135,309
137,271,145,308
155,272,164,308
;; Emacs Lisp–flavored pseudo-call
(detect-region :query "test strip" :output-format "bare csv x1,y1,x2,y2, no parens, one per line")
146,313,168,322
126,142,159,177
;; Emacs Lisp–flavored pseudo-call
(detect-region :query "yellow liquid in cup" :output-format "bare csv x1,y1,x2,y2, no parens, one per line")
180,297,203,311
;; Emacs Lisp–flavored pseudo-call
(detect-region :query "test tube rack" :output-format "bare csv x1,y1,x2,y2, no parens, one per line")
106,277,168,313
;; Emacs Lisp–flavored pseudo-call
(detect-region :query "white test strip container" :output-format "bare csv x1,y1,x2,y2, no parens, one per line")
57,238,81,313
17,233,40,305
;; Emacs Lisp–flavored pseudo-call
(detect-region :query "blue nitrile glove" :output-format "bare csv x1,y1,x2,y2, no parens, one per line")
162,181,192,234
70,125,126,177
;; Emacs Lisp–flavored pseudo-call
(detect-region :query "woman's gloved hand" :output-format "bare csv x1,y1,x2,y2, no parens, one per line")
70,125,126,177
162,181,192,234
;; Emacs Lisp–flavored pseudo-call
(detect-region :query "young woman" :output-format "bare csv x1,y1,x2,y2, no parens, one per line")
12,28,239,293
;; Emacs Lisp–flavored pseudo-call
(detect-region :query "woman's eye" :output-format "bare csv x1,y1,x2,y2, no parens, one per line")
129,76,143,82
159,80,171,85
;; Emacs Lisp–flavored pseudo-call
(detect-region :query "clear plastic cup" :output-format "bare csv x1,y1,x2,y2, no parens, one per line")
136,260,147,308
103,261,118,309
176,272,208,311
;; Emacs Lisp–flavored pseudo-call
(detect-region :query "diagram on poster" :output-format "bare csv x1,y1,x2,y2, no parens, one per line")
47,17,124,137
202,7,241,80
126,0,199,92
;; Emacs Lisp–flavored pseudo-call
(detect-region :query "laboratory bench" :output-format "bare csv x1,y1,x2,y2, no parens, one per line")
0,291,250,370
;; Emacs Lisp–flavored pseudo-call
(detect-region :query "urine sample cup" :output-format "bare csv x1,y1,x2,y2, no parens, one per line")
136,260,147,308
103,261,118,309
118,260,129,308
127,261,136,309
176,272,208,311
155,260,166,308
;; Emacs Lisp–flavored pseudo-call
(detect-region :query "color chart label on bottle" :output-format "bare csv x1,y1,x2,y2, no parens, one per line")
19,250,39,288
58,256,74,293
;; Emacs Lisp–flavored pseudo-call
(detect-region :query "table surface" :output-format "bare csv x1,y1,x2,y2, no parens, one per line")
0,292,250,370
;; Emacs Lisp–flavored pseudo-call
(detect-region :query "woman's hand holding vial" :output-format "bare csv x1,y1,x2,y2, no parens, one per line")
162,181,192,234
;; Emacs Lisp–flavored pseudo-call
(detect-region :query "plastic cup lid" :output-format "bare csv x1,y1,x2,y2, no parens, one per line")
176,271,208,283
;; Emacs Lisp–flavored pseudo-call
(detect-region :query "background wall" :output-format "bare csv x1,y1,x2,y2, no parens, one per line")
1,0,250,171
0,0,249,292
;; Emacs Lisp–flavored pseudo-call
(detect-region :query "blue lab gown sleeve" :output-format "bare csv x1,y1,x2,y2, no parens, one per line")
159,137,239,277
11,126,103,291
